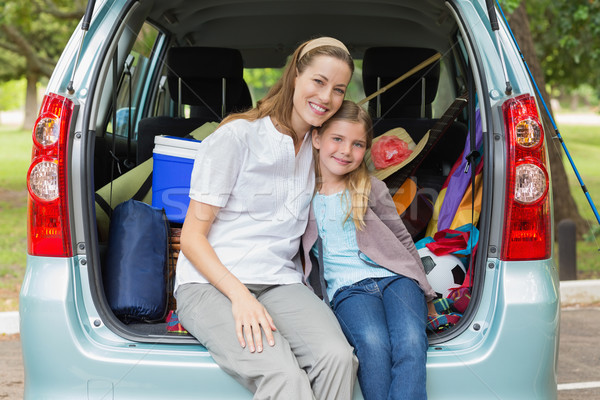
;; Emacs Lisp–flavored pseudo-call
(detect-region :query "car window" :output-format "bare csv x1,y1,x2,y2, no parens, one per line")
432,57,461,118
107,22,160,140
243,60,365,106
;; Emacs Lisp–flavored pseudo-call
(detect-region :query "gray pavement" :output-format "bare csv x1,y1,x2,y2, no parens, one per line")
557,306,600,400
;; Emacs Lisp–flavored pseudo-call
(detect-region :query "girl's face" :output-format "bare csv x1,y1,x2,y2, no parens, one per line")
291,55,352,135
313,120,368,184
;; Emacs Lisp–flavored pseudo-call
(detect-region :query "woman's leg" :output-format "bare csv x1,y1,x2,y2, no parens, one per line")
380,276,428,400
331,279,392,400
257,283,358,400
176,283,315,400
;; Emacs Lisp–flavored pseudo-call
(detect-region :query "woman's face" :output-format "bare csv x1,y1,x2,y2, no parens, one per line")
291,55,352,135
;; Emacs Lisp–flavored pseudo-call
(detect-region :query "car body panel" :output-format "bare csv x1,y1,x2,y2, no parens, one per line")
22,0,560,398
21,256,559,399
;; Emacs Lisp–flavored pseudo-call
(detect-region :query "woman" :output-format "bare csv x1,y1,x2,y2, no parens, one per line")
175,37,358,400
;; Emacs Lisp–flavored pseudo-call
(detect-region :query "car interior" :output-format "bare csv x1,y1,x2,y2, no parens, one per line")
89,0,481,343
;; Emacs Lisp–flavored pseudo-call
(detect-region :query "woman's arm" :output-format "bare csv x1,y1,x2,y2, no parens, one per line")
180,199,276,353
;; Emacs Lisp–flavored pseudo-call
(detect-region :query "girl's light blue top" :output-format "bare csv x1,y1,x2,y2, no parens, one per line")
311,190,396,301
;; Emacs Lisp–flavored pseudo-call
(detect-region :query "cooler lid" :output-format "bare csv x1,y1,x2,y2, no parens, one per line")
153,135,203,159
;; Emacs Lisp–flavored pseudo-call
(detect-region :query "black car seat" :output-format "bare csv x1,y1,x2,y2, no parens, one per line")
136,47,252,164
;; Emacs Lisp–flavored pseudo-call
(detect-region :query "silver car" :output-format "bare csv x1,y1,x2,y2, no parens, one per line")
22,0,559,398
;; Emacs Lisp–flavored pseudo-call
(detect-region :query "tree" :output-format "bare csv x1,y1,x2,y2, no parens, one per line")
503,2,588,237
525,0,600,91
0,0,84,129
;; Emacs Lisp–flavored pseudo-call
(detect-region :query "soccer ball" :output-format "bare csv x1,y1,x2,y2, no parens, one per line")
418,247,466,298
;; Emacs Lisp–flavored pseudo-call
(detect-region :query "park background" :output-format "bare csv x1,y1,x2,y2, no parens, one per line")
1,0,600,312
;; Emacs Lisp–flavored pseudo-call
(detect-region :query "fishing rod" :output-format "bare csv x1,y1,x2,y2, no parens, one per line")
492,0,600,226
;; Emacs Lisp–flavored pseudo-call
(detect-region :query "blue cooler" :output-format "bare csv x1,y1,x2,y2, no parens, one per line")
152,135,203,223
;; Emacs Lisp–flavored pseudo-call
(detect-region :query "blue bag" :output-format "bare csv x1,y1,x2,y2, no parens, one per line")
103,199,169,323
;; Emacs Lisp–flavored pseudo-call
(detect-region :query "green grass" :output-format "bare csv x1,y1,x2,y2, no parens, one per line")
0,126,32,191
558,124,600,226
575,241,600,279
0,125,30,311
557,123,600,279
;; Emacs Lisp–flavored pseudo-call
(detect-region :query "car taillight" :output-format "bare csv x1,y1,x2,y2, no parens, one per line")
27,93,74,257
501,94,551,260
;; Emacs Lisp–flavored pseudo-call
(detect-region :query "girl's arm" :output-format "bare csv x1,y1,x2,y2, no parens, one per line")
369,178,421,263
370,178,438,302
180,199,277,353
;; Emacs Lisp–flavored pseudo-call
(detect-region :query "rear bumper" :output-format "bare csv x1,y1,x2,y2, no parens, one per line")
21,256,558,399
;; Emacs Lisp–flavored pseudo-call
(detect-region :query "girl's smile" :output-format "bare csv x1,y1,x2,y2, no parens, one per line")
332,155,351,165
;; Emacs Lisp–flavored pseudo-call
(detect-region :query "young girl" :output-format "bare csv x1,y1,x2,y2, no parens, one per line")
302,100,437,400
175,38,358,399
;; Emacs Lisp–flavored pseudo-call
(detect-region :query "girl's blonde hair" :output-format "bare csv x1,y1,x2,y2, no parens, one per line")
220,38,354,145
313,100,374,230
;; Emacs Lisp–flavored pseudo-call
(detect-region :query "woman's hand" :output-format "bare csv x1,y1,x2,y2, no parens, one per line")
231,291,277,353
181,200,277,352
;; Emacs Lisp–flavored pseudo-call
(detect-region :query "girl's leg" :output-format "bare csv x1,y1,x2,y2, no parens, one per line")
176,283,315,400
257,283,358,400
331,279,392,400
380,276,428,400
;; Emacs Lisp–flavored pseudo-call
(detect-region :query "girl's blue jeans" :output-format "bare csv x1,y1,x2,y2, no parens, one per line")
331,275,428,400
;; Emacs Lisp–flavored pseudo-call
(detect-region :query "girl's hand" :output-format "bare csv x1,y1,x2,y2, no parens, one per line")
231,292,277,353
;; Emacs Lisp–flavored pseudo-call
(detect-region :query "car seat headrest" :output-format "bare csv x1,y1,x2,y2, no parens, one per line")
166,47,251,114
363,47,440,118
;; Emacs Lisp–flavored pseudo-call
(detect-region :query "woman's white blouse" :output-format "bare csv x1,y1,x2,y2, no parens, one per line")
175,117,314,293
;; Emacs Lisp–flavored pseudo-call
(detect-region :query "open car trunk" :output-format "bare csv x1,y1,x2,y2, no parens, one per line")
84,0,489,346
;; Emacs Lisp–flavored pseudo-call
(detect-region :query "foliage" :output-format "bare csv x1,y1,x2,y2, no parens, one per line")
0,0,84,80
243,60,365,105
132,24,160,59
244,68,284,104
527,0,600,90
498,0,520,14
499,0,600,91
0,79,25,111
0,44,24,81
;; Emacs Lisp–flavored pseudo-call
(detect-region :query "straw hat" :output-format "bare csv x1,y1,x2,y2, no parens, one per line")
364,127,429,180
